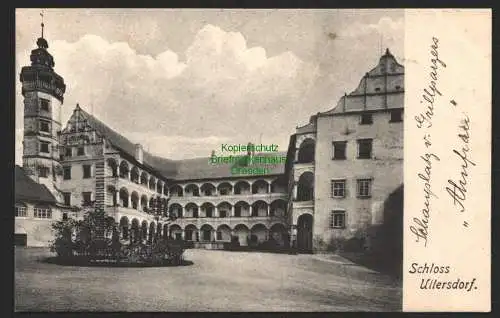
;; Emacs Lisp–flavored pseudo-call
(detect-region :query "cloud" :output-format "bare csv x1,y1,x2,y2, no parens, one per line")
340,16,404,38
15,24,317,163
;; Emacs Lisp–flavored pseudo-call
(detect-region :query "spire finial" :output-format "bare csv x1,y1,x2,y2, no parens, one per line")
40,11,44,39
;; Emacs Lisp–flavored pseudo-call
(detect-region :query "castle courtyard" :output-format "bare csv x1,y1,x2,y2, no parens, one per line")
15,248,401,312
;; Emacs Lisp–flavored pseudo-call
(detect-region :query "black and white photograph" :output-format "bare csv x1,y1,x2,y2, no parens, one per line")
14,8,405,312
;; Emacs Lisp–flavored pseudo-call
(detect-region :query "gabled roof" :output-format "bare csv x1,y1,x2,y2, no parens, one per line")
15,165,57,204
71,106,284,181
174,152,287,181
75,106,178,178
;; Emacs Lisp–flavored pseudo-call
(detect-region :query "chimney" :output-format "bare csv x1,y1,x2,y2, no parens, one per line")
135,143,143,164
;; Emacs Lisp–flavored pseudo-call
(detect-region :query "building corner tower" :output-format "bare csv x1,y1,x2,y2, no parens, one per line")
20,19,66,204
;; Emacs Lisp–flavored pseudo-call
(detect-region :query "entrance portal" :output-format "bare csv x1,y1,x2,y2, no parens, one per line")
297,214,313,253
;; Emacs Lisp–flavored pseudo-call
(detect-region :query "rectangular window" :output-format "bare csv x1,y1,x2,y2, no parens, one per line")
77,147,85,156
40,120,50,133
357,139,372,159
83,165,92,179
82,192,92,206
216,231,222,240
40,98,50,112
63,166,71,180
330,210,346,229
360,113,373,125
63,192,71,206
332,141,347,160
357,179,372,198
62,213,68,221
40,142,50,153
34,207,52,219
15,205,27,217
331,180,346,198
390,109,403,122
39,167,49,178
65,147,72,157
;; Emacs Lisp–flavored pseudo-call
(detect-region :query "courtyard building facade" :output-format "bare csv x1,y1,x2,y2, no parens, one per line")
15,28,403,254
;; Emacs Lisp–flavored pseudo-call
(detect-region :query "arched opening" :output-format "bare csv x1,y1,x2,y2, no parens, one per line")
216,224,231,242
250,224,268,245
140,195,148,211
251,179,269,194
297,213,313,253
119,188,129,208
297,138,315,163
149,177,156,191
184,224,198,241
131,191,139,210
140,172,148,186
271,178,287,193
200,183,216,196
200,224,214,242
119,161,129,179
170,203,184,218
163,184,168,196
234,201,250,217
169,224,183,240
201,202,215,218
297,171,314,201
119,216,129,240
233,224,250,246
131,218,140,243
141,220,148,242
251,200,268,217
185,184,200,197
217,182,233,196
156,222,163,239
148,222,156,244
130,167,140,183
184,203,197,218
270,223,289,247
270,199,287,217
170,185,183,197
216,202,232,218
106,158,118,177
156,182,163,194
234,181,250,195
107,185,117,206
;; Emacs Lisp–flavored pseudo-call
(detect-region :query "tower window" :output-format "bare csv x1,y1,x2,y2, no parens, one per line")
360,113,373,125
83,165,92,179
63,166,72,180
390,109,403,123
40,98,50,112
357,139,372,159
40,142,50,153
40,120,50,133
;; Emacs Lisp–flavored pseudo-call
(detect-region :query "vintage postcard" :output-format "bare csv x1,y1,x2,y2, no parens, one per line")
13,8,491,312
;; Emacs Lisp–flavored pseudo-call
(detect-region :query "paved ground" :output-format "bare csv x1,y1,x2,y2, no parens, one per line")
15,248,401,312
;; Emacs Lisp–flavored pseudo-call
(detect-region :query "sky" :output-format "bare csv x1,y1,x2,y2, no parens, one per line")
15,9,404,163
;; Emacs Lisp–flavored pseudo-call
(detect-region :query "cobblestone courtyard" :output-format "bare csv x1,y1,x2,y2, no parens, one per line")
15,248,401,311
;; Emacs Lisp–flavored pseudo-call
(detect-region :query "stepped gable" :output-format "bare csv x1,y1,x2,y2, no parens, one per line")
15,165,57,204
321,48,405,116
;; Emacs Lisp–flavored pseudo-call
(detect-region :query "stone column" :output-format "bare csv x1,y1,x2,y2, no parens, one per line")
115,190,119,206
231,205,235,217
267,183,271,193
266,204,270,217
293,183,298,200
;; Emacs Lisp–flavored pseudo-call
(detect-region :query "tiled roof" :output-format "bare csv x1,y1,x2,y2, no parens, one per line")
77,106,285,181
174,152,287,181
15,165,57,204
78,107,178,178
